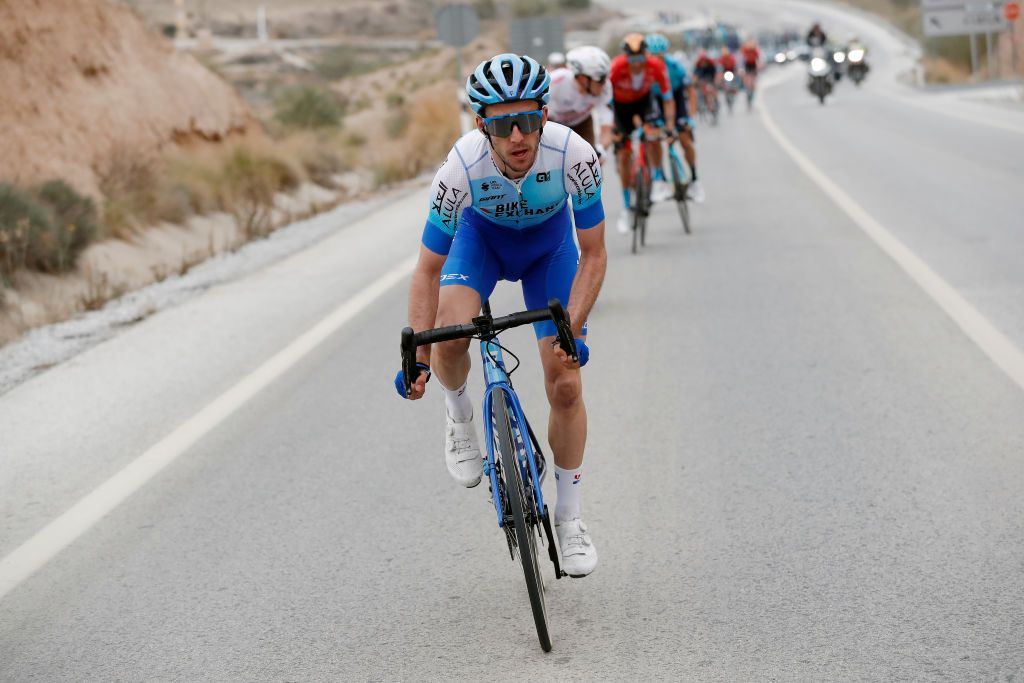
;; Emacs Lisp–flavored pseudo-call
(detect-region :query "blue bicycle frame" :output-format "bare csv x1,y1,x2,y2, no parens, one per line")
480,338,546,528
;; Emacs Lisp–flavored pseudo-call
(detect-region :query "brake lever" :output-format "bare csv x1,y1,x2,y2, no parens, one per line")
547,299,578,364
400,327,418,397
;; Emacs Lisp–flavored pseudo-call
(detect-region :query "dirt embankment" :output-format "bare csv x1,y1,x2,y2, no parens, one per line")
0,0,254,200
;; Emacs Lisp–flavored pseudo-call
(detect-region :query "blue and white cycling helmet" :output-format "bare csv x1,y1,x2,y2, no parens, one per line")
466,53,550,116
645,33,670,55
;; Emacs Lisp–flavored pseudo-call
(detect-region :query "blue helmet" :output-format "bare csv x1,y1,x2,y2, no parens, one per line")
645,33,670,55
466,53,550,115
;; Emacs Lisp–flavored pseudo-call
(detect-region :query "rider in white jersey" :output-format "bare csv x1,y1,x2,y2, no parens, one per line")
545,46,614,159
397,54,606,578
423,121,603,248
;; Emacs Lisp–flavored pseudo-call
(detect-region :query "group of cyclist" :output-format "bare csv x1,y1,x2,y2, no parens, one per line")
546,33,764,234
394,31,765,579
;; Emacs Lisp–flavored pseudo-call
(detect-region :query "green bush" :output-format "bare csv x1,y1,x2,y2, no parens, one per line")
560,0,590,8
36,180,98,256
0,184,47,283
473,0,497,19
0,181,98,283
512,0,554,17
274,85,343,130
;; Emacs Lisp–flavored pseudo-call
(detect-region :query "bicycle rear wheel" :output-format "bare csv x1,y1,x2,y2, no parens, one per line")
493,391,551,652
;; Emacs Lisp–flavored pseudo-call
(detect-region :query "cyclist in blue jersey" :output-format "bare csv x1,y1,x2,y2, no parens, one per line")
394,53,606,577
646,33,705,203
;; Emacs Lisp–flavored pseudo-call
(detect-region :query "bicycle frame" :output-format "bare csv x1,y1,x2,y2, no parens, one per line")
480,337,546,529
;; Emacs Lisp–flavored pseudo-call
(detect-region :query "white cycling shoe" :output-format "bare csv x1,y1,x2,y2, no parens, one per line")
555,517,598,577
445,412,482,488
688,179,706,204
651,180,673,203
616,209,633,234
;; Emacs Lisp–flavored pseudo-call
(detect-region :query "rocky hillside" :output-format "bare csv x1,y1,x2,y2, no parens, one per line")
0,0,253,199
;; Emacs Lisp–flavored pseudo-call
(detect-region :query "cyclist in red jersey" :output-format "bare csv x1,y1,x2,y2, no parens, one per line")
717,47,738,87
740,40,761,106
609,33,676,232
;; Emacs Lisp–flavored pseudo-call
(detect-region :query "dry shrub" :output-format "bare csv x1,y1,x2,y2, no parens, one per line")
370,83,461,188
278,131,347,186
99,149,163,238
219,144,302,238
923,56,970,84
405,83,461,171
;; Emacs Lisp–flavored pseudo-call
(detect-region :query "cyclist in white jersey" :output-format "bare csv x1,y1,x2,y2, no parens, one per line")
547,46,614,159
394,54,607,577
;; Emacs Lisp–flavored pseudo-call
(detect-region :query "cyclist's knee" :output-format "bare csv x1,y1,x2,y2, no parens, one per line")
546,370,582,410
434,336,471,363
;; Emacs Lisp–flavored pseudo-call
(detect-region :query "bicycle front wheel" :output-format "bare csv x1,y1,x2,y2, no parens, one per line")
631,172,642,254
493,391,551,652
668,148,691,234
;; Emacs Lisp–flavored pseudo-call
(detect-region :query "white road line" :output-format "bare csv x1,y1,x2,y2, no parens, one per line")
756,99,1024,393
0,254,417,602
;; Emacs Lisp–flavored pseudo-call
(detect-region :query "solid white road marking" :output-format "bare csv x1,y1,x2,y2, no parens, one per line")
757,99,1024,393
0,254,417,601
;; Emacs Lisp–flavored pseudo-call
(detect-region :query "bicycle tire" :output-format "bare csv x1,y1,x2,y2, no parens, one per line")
493,391,551,652
668,148,691,234
631,168,643,254
636,168,649,248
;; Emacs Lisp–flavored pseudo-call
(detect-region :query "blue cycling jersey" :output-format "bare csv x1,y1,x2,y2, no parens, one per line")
653,54,691,94
422,122,605,255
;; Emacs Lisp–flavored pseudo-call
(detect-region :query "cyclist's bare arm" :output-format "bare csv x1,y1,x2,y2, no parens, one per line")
567,221,607,338
663,97,677,130
408,245,446,389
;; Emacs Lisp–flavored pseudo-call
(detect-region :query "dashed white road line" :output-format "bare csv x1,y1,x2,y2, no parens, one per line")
756,98,1024,393
0,254,417,602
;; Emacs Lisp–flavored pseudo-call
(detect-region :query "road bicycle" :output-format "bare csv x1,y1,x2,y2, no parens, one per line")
621,125,652,255
400,299,578,652
697,80,719,127
665,132,692,235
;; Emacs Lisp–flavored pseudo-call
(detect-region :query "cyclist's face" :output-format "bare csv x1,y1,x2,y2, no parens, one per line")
627,54,646,75
479,100,548,177
576,75,605,97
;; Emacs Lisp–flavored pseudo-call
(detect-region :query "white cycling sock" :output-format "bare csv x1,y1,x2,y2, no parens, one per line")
440,379,473,422
554,465,583,523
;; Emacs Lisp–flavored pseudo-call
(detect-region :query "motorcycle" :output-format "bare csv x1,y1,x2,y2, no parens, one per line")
847,47,869,86
721,70,739,114
807,49,833,105
831,48,847,81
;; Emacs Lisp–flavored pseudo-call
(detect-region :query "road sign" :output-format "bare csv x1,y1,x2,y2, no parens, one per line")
922,3,1009,36
436,4,479,48
1006,1,1021,20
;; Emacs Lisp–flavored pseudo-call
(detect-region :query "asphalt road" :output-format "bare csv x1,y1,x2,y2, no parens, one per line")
2,1,1024,680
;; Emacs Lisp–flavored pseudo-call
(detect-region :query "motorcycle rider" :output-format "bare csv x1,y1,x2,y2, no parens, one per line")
807,22,828,48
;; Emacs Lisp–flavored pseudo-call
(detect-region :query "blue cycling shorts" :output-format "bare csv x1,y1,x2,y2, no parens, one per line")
440,204,583,340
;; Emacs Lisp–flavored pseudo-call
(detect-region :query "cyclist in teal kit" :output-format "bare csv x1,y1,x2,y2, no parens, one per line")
396,53,607,577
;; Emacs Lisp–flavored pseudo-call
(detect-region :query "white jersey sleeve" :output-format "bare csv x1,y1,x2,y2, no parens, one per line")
422,148,472,255
561,130,604,230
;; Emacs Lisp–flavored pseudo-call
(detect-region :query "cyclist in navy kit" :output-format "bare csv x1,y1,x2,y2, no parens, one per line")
394,54,607,577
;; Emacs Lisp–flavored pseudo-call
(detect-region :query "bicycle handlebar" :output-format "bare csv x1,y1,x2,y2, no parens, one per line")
399,298,577,397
